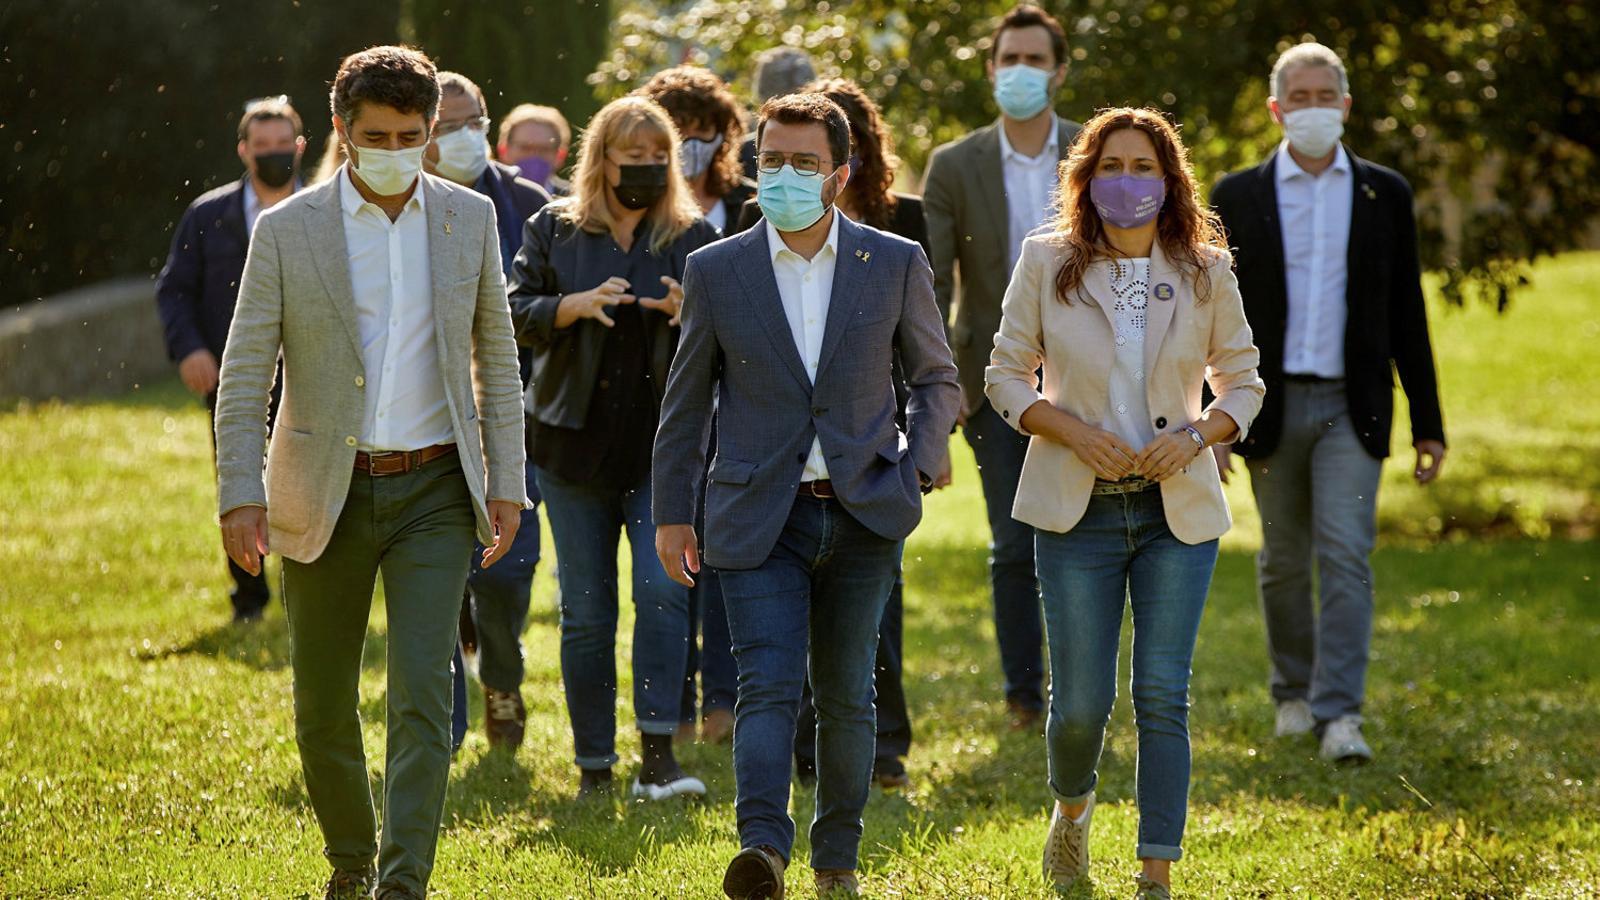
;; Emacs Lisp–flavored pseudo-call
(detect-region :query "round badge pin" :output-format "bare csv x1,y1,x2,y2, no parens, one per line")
1154,282,1175,301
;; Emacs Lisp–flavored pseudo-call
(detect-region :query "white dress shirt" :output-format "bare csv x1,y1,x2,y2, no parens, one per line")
243,181,265,235
999,113,1060,272
339,166,454,452
1276,141,1352,378
705,199,728,233
1106,257,1157,452
766,212,841,482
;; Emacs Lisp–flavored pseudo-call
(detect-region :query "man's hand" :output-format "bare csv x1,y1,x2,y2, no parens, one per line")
656,524,700,588
1413,440,1447,485
1214,443,1235,485
931,443,954,490
179,349,220,396
954,396,970,430
554,276,636,329
638,275,685,326
480,500,523,568
220,505,269,576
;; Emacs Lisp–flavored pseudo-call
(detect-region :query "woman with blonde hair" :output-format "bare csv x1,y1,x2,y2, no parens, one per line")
508,95,718,800
986,107,1264,899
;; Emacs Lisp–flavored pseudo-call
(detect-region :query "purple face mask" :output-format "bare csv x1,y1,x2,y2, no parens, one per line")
516,156,554,187
1089,174,1166,229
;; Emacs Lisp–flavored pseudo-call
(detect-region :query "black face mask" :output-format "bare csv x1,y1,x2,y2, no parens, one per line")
253,151,297,188
612,163,669,210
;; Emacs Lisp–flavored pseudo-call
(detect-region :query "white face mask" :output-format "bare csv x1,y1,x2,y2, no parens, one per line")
433,127,491,184
349,141,427,196
1281,106,1345,158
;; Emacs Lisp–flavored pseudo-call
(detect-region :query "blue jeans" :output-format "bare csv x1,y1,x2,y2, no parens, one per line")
964,400,1044,710
535,466,690,769
718,496,899,871
1035,489,1218,862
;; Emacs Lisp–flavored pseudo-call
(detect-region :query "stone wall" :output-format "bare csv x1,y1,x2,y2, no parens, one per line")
0,278,171,403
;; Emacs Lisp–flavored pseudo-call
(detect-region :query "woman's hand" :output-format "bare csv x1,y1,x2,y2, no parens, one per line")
554,276,636,329
1134,429,1203,482
638,275,685,326
1058,417,1138,481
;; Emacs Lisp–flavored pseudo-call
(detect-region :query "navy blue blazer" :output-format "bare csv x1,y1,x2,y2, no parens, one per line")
651,213,960,569
155,176,256,362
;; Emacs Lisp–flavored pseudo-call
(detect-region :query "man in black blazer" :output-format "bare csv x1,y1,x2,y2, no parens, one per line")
1212,43,1446,765
155,97,303,623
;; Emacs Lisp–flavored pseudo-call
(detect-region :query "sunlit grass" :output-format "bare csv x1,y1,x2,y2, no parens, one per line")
1,254,1597,897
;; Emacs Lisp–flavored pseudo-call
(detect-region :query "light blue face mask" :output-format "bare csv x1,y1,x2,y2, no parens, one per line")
993,64,1054,120
757,164,838,232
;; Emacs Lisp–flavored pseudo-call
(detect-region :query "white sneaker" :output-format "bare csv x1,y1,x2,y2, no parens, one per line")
1319,715,1373,764
630,774,707,801
1042,792,1093,889
1274,699,1315,738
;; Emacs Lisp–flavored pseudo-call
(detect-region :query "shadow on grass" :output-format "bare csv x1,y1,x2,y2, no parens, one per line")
142,613,391,676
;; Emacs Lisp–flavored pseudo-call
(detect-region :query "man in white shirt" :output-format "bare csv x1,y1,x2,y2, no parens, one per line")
653,93,959,899
213,46,527,900
1212,43,1447,767
921,3,1082,732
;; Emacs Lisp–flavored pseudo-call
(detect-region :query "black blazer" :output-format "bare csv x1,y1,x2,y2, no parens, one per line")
735,192,931,260
155,176,255,361
1212,148,1445,460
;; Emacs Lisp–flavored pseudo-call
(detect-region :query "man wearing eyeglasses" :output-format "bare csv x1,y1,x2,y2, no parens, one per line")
422,71,552,755
156,95,305,624
653,92,959,899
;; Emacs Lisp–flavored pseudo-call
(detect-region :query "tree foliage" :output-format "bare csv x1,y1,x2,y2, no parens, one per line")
592,0,1600,307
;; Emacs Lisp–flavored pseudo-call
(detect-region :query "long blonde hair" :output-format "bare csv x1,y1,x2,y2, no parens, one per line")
555,96,702,253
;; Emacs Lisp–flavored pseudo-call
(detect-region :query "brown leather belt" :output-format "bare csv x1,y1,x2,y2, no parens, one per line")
354,443,457,476
797,479,836,499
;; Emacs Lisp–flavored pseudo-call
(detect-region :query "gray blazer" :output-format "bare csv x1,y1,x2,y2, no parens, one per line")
922,116,1081,412
652,214,960,570
214,172,529,563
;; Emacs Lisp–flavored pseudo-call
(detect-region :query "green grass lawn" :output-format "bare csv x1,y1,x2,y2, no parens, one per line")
2,253,1598,898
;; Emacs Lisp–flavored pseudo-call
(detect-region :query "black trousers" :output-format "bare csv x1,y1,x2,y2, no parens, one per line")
205,376,280,617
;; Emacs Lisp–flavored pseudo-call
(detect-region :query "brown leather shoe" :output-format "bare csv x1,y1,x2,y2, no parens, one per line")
814,869,860,897
723,845,786,899
675,720,697,744
701,708,735,744
1008,698,1044,733
323,866,373,900
484,686,525,749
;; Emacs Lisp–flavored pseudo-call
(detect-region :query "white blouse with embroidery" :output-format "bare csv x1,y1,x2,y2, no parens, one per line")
1107,257,1157,452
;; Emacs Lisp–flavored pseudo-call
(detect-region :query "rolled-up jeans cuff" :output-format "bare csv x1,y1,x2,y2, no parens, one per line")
1137,842,1183,862
637,720,679,737
1049,778,1096,806
574,752,619,770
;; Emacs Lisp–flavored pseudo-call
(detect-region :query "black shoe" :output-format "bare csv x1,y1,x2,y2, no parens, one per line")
323,866,374,900
723,845,786,899
874,758,910,790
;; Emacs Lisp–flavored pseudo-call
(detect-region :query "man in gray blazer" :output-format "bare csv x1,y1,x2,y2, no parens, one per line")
921,3,1082,731
214,47,527,900
654,93,959,900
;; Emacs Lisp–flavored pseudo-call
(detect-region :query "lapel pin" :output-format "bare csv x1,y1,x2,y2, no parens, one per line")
443,222,452,235
855,249,870,262
1362,184,1376,200
1154,283,1175,302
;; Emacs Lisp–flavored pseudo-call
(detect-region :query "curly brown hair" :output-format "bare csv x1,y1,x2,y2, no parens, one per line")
635,66,745,201
330,45,440,126
802,78,899,231
1050,107,1228,305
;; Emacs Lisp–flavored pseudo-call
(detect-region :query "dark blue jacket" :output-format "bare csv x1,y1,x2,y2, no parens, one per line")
473,160,551,386
155,176,256,361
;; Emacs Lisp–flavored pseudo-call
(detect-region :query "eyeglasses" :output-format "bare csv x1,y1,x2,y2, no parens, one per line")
435,116,490,138
756,151,834,176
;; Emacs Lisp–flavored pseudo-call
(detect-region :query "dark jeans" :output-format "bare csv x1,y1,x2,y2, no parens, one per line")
1034,489,1218,862
205,386,277,618
535,465,690,769
718,496,899,871
794,543,911,773
963,399,1044,710
681,569,739,722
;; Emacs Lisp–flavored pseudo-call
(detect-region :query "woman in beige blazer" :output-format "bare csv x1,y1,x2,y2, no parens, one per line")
985,107,1264,900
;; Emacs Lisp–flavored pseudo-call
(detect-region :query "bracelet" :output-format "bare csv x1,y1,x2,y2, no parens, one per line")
1182,425,1205,455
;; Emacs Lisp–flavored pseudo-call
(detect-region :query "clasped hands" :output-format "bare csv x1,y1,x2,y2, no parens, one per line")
1062,419,1202,483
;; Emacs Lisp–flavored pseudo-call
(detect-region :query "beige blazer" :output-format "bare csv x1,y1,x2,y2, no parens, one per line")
985,236,1265,543
214,172,529,563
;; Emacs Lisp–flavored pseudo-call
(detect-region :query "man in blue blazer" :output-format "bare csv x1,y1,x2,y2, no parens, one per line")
155,96,304,623
653,93,959,900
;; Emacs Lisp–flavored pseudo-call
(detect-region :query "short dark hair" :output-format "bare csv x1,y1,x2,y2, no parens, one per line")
330,45,440,126
990,4,1068,67
437,71,488,118
237,97,302,142
756,92,852,169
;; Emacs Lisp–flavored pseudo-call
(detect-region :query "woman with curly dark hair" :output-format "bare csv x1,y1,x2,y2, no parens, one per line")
986,107,1264,899
636,65,757,234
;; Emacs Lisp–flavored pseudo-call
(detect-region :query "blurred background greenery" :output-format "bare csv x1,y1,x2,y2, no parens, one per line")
3,0,1596,309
